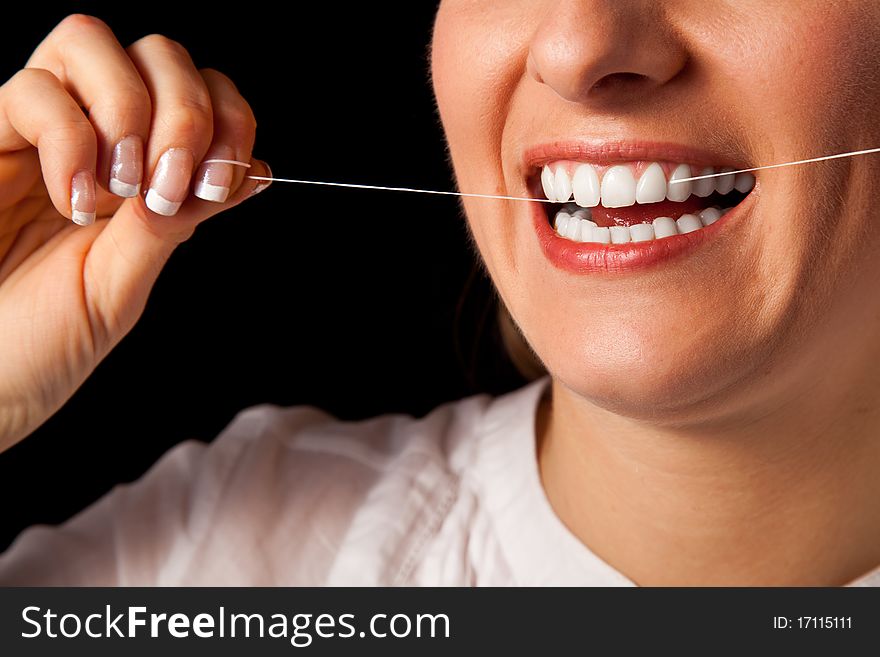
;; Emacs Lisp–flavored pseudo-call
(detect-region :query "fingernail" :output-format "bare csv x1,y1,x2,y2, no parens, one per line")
71,170,96,226
109,135,143,198
193,157,233,203
145,148,194,216
251,161,272,196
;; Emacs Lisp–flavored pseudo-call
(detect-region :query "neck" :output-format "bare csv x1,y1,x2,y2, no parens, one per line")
538,359,880,586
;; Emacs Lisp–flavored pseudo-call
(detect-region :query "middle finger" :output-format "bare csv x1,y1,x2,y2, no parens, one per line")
127,34,214,216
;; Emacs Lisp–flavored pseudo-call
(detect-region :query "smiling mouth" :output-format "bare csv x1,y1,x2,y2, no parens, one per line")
536,160,755,244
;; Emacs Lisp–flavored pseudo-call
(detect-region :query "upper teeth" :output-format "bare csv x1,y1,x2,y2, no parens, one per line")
541,161,754,207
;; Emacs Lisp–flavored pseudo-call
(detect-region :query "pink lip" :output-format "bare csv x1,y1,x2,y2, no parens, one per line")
531,202,750,274
522,140,750,170
523,140,755,275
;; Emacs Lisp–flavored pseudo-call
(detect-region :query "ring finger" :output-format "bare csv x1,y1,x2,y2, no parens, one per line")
192,69,257,204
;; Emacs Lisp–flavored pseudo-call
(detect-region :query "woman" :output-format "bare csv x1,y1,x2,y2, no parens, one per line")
1,1,880,586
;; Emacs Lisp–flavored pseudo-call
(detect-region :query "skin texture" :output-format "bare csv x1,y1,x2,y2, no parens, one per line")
0,15,270,450
432,0,880,584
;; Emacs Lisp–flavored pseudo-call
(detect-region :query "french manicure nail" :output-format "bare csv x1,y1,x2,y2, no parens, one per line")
145,148,194,216
109,135,143,198
71,170,96,226
193,159,233,203
251,161,272,196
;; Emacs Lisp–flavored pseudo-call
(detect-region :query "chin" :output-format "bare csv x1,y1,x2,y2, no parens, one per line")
535,320,775,424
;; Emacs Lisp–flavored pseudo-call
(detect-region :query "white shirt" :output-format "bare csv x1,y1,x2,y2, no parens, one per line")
1,378,878,586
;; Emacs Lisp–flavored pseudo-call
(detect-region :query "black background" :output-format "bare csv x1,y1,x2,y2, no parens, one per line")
0,2,526,550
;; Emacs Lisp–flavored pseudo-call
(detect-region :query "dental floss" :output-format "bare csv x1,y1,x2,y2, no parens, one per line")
670,147,880,184
206,147,880,202
202,159,252,167
243,175,554,203
205,159,552,202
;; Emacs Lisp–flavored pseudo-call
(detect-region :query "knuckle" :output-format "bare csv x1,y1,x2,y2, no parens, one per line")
55,13,109,35
41,119,95,149
162,104,213,140
52,14,112,45
13,67,61,89
199,67,231,85
199,69,257,135
92,85,152,120
222,102,258,137
135,34,190,61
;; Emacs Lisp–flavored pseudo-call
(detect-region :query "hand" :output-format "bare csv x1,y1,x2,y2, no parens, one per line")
0,15,270,450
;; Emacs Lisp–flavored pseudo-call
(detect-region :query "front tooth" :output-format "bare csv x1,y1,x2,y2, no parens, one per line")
676,213,702,234
554,167,573,203
692,167,715,198
715,167,736,194
572,208,592,220
635,162,667,204
666,164,692,202
734,172,755,193
609,225,631,244
699,207,722,226
572,164,600,207
630,223,655,242
591,226,611,244
541,166,556,201
601,166,637,208
652,216,678,238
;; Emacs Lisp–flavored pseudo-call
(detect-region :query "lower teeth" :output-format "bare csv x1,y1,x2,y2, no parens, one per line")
553,205,732,243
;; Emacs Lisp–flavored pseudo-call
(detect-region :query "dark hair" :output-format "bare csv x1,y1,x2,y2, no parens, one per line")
454,261,546,395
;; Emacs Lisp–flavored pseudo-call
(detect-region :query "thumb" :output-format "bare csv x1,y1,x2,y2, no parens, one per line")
84,158,272,336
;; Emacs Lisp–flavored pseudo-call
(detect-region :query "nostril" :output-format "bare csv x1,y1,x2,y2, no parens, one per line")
591,72,650,92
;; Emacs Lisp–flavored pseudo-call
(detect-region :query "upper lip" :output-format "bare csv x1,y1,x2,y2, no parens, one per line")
522,140,751,173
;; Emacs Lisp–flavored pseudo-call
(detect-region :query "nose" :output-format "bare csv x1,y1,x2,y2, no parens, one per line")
528,0,688,104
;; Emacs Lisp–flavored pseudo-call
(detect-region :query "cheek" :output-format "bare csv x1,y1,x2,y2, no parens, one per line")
432,2,538,275
716,5,880,157
432,5,523,175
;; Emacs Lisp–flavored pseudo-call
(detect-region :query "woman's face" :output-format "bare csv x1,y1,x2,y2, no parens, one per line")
432,1,880,422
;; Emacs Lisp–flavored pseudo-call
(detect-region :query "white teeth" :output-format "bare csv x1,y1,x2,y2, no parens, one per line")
577,219,597,242
554,167,573,203
715,167,736,194
629,223,655,242
553,211,571,231
666,164,692,202
601,166,637,208
699,207,722,226
542,159,750,209
652,216,678,238
676,213,702,234
554,210,598,242
553,206,736,243
610,225,631,244
635,163,667,204
692,167,715,198
541,166,556,202
572,164,601,207
591,226,611,244
572,208,592,220
734,172,755,193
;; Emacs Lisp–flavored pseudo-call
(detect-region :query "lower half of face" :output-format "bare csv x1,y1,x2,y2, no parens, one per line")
433,1,880,423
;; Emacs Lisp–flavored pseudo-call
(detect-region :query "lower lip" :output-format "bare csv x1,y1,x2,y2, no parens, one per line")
531,197,750,274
